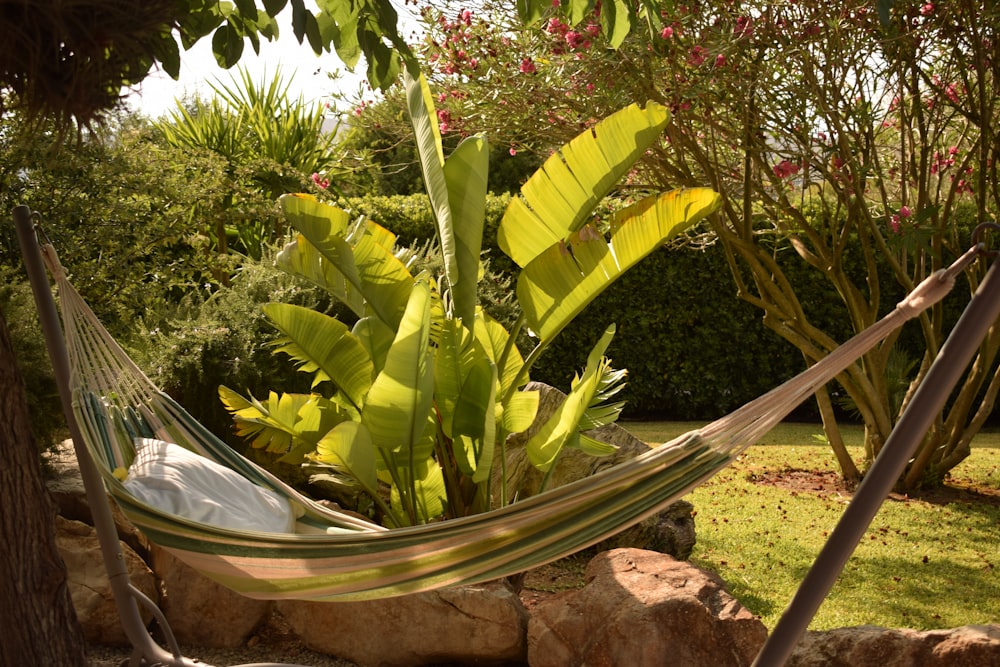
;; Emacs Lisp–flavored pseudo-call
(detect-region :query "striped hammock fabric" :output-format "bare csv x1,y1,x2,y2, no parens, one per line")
44,243,968,602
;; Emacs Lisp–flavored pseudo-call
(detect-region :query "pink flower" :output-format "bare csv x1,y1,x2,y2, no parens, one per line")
920,2,935,15
437,109,451,133
509,146,517,156
688,45,707,67
661,26,674,39
519,57,537,74
898,205,913,218
715,54,727,68
889,215,902,234
311,173,330,190
735,15,753,38
945,83,961,104
566,30,584,49
772,159,801,180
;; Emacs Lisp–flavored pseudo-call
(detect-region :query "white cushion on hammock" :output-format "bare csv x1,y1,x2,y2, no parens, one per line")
124,438,296,533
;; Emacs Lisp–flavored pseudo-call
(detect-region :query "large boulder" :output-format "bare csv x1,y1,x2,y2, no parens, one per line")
497,382,697,559
278,581,529,666
55,516,158,645
149,545,273,648
786,624,1000,667
528,548,767,667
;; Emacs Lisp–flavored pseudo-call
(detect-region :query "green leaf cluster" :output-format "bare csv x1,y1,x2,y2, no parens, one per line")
221,73,720,526
172,0,415,91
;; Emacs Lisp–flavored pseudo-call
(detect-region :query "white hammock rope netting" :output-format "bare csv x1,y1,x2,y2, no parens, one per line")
40,240,976,602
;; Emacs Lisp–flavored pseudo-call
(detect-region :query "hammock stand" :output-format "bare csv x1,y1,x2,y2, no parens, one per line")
12,203,1000,667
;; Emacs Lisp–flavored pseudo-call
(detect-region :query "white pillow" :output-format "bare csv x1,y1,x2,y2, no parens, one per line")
123,438,295,533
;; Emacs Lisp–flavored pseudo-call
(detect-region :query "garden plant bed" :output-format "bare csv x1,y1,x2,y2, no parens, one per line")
750,466,1000,507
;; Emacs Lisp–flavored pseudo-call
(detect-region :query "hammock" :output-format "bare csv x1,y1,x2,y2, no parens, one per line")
26,229,975,602
15,207,999,666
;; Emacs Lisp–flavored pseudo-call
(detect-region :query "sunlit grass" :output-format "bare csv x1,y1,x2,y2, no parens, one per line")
626,421,1000,631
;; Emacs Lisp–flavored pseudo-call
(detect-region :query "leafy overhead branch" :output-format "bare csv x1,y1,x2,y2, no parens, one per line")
0,0,415,128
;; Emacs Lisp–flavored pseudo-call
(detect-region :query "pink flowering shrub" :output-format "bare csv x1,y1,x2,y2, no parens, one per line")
400,0,1000,489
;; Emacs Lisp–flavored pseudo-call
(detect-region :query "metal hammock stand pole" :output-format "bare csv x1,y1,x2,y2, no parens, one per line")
754,226,1000,667
14,204,309,667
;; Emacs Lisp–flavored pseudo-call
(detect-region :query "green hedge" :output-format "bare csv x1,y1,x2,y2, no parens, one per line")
528,245,813,419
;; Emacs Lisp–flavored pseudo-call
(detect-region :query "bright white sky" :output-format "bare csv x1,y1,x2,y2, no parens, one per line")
123,8,422,119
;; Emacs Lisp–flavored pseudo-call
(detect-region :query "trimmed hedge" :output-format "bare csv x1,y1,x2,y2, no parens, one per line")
528,244,813,419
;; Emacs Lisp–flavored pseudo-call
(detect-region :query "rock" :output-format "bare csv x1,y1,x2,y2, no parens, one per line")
55,516,158,645
786,624,1000,667
528,548,767,667
46,439,148,554
497,382,697,559
278,581,529,666
149,545,273,648
591,498,696,558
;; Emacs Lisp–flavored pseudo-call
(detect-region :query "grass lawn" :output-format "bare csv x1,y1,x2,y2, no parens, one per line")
621,420,1000,631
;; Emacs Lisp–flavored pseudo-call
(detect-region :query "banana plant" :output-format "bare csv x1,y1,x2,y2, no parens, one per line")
220,71,721,526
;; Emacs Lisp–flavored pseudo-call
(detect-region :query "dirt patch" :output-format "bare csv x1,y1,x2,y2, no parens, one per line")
750,467,1000,507
516,555,590,610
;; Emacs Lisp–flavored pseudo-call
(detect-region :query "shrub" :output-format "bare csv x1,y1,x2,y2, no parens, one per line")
126,251,334,447
0,271,64,454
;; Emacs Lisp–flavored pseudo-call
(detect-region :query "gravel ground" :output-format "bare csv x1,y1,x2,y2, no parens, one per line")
85,614,360,667
85,643,358,666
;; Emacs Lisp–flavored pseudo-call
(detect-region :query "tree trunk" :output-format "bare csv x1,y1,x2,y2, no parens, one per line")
0,306,86,665
814,385,860,487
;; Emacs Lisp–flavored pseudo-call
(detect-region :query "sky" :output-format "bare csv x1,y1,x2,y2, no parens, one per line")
123,9,421,119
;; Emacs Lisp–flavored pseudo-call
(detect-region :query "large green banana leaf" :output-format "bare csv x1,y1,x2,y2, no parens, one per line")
263,303,374,410
279,194,414,330
405,71,451,271
276,196,364,317
433,318,480,439
406,71,489,327
497,102,671,269
451,355,497,484
361,281,437,522
519,188,721,341
443,136,488,326
502,389,539,436
312,421,380,499
352,316,396,376
473,310,526,398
